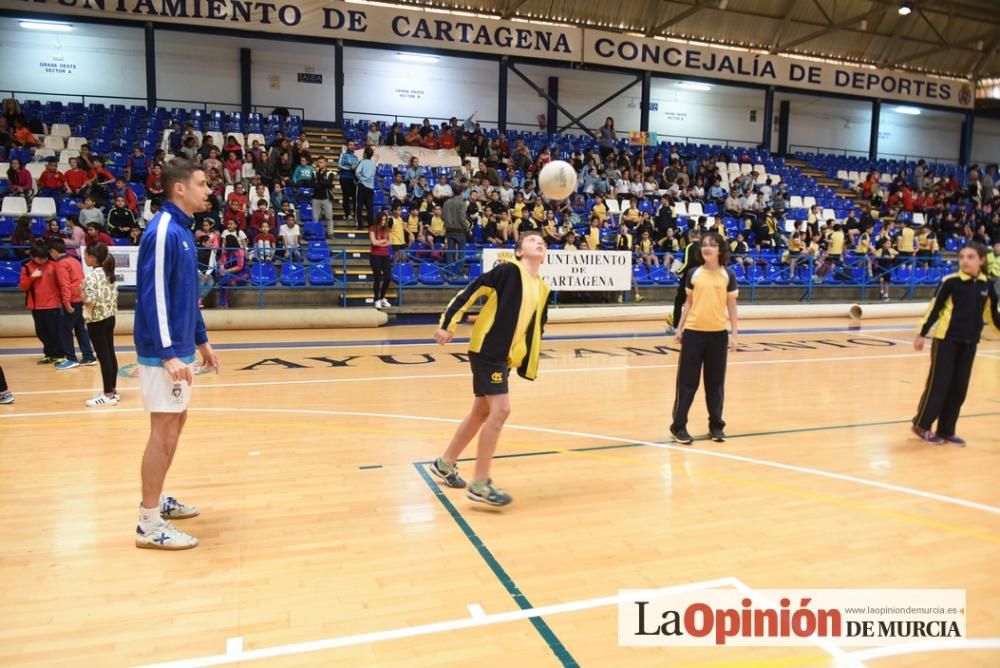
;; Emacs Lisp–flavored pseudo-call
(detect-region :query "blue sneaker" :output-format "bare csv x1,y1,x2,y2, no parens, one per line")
80,358,98,366
430,458,466,489
467,479,512,507
55,359,80,370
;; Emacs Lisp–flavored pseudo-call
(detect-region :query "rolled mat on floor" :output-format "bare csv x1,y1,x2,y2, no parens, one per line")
546,303,868,324
0,308,389,338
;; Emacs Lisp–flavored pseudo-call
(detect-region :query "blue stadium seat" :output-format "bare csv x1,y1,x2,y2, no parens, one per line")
308,263,335,286
392,263,417,286
249,262,277,286
302,222,324,240
280,262,306,286
418,262,444,285
0,260,20,286
306,241,330,263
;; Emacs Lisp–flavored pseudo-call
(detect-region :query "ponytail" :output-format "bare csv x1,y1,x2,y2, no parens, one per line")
87,242,116,284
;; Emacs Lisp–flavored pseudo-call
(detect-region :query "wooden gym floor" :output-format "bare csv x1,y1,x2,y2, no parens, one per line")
0,317,997,668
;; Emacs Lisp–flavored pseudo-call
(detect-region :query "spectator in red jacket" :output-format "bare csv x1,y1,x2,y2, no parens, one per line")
18,240,63,364
6,158,33,198
36,161,66,200
111,177,139,213
48,237,96,369
145,163,164,200
64,157,91,197
84,223,114,248
12,118,37,147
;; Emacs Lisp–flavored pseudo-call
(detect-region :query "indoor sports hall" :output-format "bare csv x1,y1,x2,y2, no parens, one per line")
1,1,999,666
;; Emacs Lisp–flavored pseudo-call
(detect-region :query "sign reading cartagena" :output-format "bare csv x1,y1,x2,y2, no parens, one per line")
17,0,972,108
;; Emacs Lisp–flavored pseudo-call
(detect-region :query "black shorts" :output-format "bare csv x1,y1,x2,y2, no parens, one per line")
469,352,509,396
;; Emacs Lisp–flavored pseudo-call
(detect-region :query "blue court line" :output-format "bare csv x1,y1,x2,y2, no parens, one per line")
0,324,915,357
413,463,579,668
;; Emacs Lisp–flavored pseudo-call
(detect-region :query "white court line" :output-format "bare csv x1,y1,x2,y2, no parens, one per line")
2,406,997,516
8,351,933,397
224,638,242,656
467,603,486,619
846,638,1000,662
729,579,860,667
134,577,740,668
0,326,922,359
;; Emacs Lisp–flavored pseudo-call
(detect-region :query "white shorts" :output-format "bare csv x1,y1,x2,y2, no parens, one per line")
139,364,194,413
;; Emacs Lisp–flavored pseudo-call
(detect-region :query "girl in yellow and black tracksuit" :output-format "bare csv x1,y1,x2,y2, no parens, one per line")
912,242,1000,445
439,258,551,393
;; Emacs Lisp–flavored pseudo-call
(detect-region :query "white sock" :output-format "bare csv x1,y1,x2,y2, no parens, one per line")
138,504,162,533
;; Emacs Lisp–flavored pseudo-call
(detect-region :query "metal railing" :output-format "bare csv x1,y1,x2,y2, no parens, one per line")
0,244,349,307
4,91,304,118
1,243,949,307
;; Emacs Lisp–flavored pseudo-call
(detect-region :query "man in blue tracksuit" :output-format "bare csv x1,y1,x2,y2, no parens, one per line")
133,158,220,551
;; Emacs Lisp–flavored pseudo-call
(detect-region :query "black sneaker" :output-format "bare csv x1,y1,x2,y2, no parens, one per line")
709,427,726,442
670,427,694,445
429,457,467,488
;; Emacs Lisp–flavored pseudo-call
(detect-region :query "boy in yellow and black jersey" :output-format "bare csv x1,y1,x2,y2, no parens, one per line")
428,232,551,507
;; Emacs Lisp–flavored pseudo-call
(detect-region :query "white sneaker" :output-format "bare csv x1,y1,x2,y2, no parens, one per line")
373,300,383,309
379,298,392,308
135,520,198,550
160,494,200,520
85,394,119,407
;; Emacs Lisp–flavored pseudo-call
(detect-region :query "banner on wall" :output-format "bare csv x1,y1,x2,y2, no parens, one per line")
482,248,632,291
18,0,971,109
584,30,972,110
82,245,140,287
352,146,465,168
19,0,580,63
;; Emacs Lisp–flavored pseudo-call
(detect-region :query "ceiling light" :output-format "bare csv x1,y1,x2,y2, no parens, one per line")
678,82,712,91
396,53,439,63
898,2,912,16
894,105,921,115
20,20,72,32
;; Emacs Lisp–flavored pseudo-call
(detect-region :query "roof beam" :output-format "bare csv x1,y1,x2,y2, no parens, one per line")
501,0,529,19
810,0,833,26
876,2,924,67
971,30,1000,78
768,0,800,52
778,4,891,51
890,25,998,65
640,0,666,36
648,0,711,35
916,8,949,46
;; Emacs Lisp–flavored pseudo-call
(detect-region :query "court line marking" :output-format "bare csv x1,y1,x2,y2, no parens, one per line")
134,577,740,668
0,325,923,357
7,351,937,397
467,603,486,619
414,462,579,666
2,406,997,516
729,580,857,666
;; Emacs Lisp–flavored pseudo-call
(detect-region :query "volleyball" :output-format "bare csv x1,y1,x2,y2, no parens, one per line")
538,160,577,200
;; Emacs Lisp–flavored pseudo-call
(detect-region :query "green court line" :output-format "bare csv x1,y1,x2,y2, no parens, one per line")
416,412,1000,466
358,464,383,470
413,464,579,668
